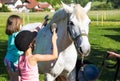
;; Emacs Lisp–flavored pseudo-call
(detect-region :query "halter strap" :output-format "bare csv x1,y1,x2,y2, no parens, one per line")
67,14,88,41
74,33,88,41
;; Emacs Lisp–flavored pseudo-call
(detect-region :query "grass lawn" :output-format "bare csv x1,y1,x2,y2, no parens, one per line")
88,21,120,81
0,10,120,81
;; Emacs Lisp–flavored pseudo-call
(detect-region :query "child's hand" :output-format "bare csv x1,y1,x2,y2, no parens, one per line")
52,28,57,43
51,23,57,33
107,51,117,58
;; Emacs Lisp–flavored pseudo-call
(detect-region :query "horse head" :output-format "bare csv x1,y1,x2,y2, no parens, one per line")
61,2,91,56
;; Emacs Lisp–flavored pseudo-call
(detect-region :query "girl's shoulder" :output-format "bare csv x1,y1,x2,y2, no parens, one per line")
9,32,19,37
28,55,38,66
19,54,24,60
13,32,19,36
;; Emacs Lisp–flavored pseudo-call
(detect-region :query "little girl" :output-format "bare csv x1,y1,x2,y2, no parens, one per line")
4,15,23,81
15,28,58,81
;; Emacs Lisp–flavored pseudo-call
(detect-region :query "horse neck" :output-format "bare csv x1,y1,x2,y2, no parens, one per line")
48,8,73,52
56,18,72,52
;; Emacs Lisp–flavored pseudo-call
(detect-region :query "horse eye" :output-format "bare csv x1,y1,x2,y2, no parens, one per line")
69,21,74,26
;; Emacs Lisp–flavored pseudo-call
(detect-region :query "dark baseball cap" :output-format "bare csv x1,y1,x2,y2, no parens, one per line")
15,30,37,51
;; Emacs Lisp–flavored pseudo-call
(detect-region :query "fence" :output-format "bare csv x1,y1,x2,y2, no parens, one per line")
89,10,120,26
21,10,120,26
0,10,120,26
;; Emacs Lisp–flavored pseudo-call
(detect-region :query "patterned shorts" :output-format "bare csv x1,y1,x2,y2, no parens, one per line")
4,58,18,72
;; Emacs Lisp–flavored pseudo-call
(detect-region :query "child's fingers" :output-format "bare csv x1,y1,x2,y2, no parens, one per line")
53,28,56,33
51,23,57,33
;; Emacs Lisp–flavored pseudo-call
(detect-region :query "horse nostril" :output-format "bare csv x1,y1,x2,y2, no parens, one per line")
77,47,90,56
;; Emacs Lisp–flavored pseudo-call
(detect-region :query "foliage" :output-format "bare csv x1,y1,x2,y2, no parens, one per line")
73,0,114,10
91,1,113,10
37,0,61,6
73,0,91,6
37,0,119,10
107,0,120,8
21,0,25,3
0,4,10,12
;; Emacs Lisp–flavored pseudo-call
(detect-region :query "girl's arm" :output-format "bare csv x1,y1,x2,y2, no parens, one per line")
107,51,120,58
34,29,58,61
34,15,49,32
33,23,43,32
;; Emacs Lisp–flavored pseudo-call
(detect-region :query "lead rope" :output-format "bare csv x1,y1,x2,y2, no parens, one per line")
96,53,110,80
80,55,84,74
80,55,89,81
97,54,120,81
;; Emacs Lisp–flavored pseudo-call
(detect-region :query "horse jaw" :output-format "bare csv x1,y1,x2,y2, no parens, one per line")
83,2,91,13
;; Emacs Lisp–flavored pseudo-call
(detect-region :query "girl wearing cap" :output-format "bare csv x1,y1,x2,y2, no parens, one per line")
15,28,58,81
4,15,23,81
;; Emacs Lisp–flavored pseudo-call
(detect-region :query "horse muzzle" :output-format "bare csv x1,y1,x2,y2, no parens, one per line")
77,46,91,56
74,37,91,56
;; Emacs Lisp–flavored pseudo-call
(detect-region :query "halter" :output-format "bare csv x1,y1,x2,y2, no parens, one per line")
67,14,88,41
67,14,88,57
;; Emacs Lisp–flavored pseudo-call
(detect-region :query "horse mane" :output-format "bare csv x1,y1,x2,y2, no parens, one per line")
48,8,67,26
49,4,86,26
74,4,86,21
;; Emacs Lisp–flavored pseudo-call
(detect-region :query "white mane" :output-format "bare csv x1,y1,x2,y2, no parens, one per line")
74,4,87,21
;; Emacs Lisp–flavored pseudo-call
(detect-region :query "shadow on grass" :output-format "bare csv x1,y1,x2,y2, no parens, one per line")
0,40,8,80
101,27,120,42
104,35,120,42
102,27,120,32
85,43,120,81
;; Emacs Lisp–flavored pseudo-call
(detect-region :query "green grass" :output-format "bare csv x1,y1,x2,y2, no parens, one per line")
0,11,120,81
88,22,120,81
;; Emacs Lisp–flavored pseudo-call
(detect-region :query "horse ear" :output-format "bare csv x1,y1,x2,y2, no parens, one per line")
84,2,91,13
61,1,73,13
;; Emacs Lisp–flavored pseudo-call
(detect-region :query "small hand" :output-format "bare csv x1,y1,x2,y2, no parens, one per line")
107,51,117,58
51,23,57,33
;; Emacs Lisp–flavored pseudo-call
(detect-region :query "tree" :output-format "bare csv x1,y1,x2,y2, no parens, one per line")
37,0,61,6
0,4,10,12
107,0,120,8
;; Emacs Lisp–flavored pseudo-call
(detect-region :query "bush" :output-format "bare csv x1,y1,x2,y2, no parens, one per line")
91,1,113,10
0,4,10,12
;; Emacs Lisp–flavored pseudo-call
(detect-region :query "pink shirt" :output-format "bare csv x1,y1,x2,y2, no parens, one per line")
19,55,39,81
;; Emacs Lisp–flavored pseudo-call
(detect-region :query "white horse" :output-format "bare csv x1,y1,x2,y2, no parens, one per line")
21,2,91,81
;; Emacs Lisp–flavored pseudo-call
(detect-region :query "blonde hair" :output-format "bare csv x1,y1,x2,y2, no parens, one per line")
5,15,22,35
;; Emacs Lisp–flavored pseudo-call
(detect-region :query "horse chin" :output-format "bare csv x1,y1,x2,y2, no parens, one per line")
78,51,89,57
77,47,90,57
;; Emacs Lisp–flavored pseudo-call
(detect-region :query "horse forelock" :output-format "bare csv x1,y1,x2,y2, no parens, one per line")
74,4,86,21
